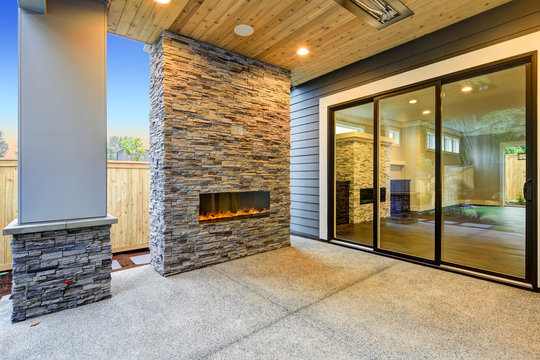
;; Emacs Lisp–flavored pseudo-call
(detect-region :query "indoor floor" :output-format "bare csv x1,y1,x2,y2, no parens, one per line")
337,206,526,278
1,236,538,359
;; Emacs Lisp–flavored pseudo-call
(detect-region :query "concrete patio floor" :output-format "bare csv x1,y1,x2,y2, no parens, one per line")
1,236,539,359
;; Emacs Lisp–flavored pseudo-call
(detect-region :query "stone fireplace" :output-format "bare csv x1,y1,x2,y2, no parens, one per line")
148,32,291,276
335,132,392,224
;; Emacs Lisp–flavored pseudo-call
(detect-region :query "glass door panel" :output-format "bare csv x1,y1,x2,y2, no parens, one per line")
334,102,374,246
378,87,436,260
441,65,527,278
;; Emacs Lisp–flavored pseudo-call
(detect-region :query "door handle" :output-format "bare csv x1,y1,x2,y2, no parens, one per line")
523,178,532,201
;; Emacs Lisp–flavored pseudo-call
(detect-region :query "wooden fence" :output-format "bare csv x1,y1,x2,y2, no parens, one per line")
0,160,150,270
0,161,17,271
442,165,475,206
505,153,527,203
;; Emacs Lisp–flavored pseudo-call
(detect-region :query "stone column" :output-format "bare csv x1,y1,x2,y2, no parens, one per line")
4,0,117,323
4,220,116,322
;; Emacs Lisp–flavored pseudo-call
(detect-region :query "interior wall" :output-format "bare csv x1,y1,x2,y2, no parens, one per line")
290,0,540,238
18,0,107,223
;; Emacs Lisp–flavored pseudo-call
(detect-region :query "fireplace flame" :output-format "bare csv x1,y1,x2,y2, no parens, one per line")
199,208,269,222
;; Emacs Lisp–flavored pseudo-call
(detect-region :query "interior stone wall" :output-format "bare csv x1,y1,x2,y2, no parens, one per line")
335,133,391,223
148,32,291,276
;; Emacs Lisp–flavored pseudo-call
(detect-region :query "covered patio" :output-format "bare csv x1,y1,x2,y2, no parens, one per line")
2,236,539,359
2,0,540,357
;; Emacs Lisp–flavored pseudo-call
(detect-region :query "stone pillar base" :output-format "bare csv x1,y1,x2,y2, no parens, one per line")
3,216,117,323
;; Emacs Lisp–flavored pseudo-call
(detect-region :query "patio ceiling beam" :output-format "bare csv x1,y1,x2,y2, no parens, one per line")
18,0,109,14
18,0,46,14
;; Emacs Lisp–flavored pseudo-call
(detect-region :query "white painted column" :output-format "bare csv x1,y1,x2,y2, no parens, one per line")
18,0,108,224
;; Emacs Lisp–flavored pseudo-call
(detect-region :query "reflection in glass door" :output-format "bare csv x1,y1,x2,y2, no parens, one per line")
441,65,528,279
334,102,374,246
331,58,533,283
378,86,436,260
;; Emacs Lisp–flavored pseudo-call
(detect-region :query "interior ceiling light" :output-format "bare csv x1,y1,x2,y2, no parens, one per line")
409,99,417,104
461,85,473,92
334,0,413,29
297,48,309,56
234,24,254,37
422,110,431,115
154,0,170,4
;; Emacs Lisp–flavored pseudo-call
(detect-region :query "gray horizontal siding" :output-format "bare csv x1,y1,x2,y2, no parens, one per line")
291,186,318,195
290,177,318,187
291,147,318,156
291,208,319,220
291,139,318,150
289,0,540,239
290,216,319,228
291,121,318,134
291,154,318,164
291,130,319,142
291,223,319,237
290,201,318,212
291,193,319,204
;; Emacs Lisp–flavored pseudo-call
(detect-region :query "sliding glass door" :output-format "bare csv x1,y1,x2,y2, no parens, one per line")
441,65,528,278
334,101,374,246
378,86,436,260
331,56,534,283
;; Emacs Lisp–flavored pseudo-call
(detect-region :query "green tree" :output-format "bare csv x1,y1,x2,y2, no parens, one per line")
107,136,132,160
505,145,526,155
120,137,147,161
0,131,8,158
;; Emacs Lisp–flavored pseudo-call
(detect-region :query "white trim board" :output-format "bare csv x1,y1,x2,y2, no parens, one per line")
318,30,540,286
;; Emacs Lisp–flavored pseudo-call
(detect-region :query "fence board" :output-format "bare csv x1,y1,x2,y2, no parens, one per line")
106,161,150,252
0,161,17,270
505,154,527,203
0,160,150,269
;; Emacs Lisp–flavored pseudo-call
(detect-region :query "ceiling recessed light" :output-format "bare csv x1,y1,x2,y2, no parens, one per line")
409,99,417,104
461,85,473,92
297,48,309,56
154,0,170,4
422,110,431,115
234,24,254,37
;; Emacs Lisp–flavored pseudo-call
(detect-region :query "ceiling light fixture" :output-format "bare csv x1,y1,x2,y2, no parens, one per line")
409,99,417,104
297,48,309,56
334,0,413,29
422,110,431,115
154,0,170,4
461,85,473,92
234,24,254,37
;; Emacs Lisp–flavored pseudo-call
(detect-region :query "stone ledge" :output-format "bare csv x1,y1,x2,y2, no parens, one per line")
3,214,118,236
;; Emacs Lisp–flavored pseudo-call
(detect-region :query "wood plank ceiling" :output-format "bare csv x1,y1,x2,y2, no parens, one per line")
107,0,511,85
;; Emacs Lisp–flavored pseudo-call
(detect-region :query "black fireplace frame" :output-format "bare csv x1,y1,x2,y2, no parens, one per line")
199,190,271,224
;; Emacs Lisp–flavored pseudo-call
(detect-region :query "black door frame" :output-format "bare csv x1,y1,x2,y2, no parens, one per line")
327,52,538,290
372,81,440,264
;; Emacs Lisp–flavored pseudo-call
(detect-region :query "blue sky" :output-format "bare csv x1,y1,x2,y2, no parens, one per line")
0,2,150,159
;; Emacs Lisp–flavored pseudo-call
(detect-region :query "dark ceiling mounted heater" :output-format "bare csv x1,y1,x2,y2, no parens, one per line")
334,0,414,29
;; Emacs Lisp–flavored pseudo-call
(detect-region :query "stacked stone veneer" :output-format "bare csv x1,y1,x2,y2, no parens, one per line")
336,133,392,224
10,225,112,322
148,32,291,276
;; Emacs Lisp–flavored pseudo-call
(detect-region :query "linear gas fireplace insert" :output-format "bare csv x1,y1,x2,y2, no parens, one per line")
199,191,270,223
